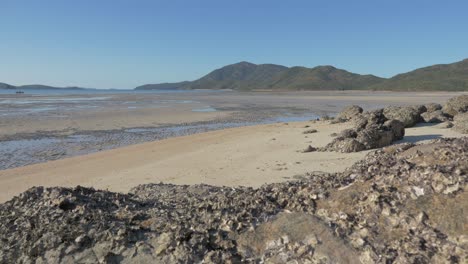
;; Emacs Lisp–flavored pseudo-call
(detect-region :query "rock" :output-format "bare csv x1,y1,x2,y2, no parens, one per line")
1,138,468,263
435,121,454,129
356,127,394,149
360,109,388,129
336,105,363,121
453,112,468,133
425,103,442,113
322,118,404,153
383,119,405,140
383,106,423,127
411,104,428,115
442,95,468,116
421,110,449,123
303,129,318,134
322,138,366,153
339,129,357,138
302,145,317,153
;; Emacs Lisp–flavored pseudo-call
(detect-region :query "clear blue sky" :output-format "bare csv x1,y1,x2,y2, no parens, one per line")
1,0,467,89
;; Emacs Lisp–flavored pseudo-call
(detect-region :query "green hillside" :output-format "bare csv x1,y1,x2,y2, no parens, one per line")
370,59,468,91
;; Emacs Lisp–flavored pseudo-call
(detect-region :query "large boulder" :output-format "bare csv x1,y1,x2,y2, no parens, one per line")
356,127,394,149
453,112,468,134
336,105,363,121
384,119,405,140
442,95,468,117
421,110,449,123
383,106,423,128
322,138,366,153
322,119,404,153
425,103,442,113
353,109,388,130
411,104,428,115
339,129,358,138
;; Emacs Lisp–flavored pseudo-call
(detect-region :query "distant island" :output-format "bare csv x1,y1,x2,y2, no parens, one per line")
135,58,468,91
0,83,92,91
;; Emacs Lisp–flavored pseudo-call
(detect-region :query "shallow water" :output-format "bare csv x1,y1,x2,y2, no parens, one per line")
0,112,323,170
192,107,217,112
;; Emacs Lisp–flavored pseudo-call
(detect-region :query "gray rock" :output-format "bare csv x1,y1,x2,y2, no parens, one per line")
411,104,428,115
383,119,405,140
383,106,423,127
356,127,394,149
453,112,468,133
425,103,442,113
442,95,468,116
339,129,358,138
421,110,449,123
336,105,363,121
323,138,366,153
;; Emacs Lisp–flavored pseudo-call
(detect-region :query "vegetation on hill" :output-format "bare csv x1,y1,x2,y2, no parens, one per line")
137,62,384,91
369,59,468,91
135,81,191,90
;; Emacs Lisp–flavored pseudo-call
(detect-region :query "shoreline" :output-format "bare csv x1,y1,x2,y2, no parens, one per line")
0,119,464,203
1,90,466,171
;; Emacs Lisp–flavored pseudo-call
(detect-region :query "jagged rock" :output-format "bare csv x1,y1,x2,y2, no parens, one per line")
425,103,442,113
322,118,404,153
336,105,363,121
359,109,388,129
339,129,358,138
383,119,405,140
323,138,366,153
453,113,468,133
443,95,468,117
411,104,428,115
383,106,423,127
421,110,450,123
356,127,394,149
1,138,467,263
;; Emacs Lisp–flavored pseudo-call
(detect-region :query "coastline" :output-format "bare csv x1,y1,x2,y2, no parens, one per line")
0,119,464,203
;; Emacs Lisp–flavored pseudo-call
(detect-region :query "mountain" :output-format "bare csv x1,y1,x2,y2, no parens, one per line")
369,59,468,91
186,62,289,90
0,82,16,89
136,62,384,91
263,65,384,90
0,83,90,90
135,81,191,90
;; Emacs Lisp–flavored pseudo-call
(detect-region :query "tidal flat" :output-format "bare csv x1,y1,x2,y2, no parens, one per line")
0,90,465,170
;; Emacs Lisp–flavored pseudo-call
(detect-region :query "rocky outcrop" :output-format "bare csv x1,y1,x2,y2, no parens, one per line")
336,105,363,121
323,109,405,153
1,138,467,263
443,95,468,117
421,110,450,123
425,103,442,113
453,113,468,134
383,106,424,127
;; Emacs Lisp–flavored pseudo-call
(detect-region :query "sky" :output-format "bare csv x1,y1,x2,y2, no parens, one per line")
1,0,467,89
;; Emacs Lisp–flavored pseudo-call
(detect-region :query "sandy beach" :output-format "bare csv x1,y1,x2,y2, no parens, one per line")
0,118,464,203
